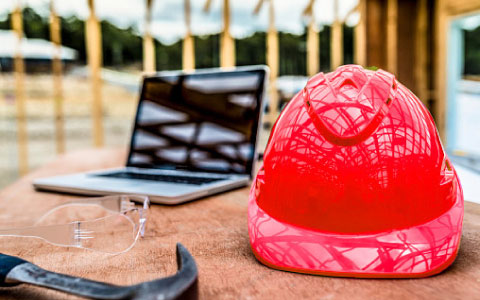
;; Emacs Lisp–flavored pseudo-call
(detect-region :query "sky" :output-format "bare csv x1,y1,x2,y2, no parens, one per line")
0,0,359,44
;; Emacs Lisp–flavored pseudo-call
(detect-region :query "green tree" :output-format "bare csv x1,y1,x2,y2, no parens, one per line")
155,39,182,71
61,16,86,62
0,7,49,39
194,34,220,69
236,32,266,67
101,21,142,66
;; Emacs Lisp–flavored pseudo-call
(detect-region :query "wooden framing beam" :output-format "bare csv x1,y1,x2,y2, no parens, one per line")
49,0,65,154
354,0,367,66
12,0,28,175
434,0,449,142
220,0,235,68
331,0,343,70
306,2,319,76
414,0,428,106
266,0,279,124
266,0,278,81
365,0,386,68
183,0,195,71
386,0,397,74
143,0,156,73
86,0,104,147
253,0,279,124
443,0,480,16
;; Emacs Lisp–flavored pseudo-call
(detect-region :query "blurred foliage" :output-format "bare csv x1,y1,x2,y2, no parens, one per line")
279,31,306,75
61,16,87,61
155,38,182,70
236,32,266,67
0,6,361,75
464,27,480,75
101,21,142,66
195,34,220,68
22,7,49,39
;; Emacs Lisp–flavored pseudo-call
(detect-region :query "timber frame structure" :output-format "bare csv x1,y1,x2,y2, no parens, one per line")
362,0,480,141
7,0,480,175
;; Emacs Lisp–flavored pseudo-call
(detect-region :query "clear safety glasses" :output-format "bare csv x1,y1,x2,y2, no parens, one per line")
0,195,149,255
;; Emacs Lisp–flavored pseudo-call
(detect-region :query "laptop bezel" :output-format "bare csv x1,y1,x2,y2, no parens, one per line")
125,65,268,179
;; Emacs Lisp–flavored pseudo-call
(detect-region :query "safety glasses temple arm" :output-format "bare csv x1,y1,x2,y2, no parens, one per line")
62,195,149,213
0,223,75,247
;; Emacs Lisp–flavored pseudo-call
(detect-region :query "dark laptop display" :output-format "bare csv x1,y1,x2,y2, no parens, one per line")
126,69,266,176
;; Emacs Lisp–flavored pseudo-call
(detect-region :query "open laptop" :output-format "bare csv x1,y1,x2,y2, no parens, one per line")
34,66,267,204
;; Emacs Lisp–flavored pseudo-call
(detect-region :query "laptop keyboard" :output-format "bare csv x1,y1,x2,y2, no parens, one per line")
95,171,225,185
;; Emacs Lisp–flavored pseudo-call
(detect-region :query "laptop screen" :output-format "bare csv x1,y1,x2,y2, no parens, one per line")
127,67,266,177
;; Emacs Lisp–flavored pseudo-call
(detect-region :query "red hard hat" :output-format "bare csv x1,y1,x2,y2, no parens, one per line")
248,65,463,278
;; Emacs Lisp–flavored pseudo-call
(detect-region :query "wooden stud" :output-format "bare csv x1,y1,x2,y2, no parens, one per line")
144,0,156,73
203,0,213,12
253,0,279,124
435,0,447,142
183,0,195,71
414,0,428,106
266,0,278,80
183,34,195,72
331,0,343,70
354,0,366,66
443,0,480,16
365,0,387,69
267,0,279,124
221,0,235,68
306,0,319,76
203,0,235,68
85,0,104,147
386,0,397,75
12,0,28,175
49,0,65,154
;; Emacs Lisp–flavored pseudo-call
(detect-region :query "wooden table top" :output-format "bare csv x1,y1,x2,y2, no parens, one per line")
0,148,479,300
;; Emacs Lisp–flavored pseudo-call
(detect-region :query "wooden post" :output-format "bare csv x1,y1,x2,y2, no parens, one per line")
414,0,428,106
386,0,397,75
12,0,28,175
203,0,235,68
144,0,156,73
331,0,343,70
49,0,65,154
435,0,447,142
354,0,366,66
267,0,279,124
305,0,319,76
221,0,235,68
253,0,279,124
183,0,195,71
364,0,386,69
85,0,104,147
266,0,278,81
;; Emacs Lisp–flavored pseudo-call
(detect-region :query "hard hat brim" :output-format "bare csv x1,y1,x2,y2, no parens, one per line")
248,174,464,278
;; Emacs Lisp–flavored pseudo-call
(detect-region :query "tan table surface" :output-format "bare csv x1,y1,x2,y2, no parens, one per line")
0,148,479,300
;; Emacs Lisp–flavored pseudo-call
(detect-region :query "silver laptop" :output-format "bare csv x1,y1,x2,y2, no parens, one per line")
33,66,267,204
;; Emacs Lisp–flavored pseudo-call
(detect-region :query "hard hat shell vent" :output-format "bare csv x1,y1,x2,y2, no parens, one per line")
304,65,397,146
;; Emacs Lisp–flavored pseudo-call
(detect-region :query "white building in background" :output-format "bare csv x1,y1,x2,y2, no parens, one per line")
0,29,77,72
